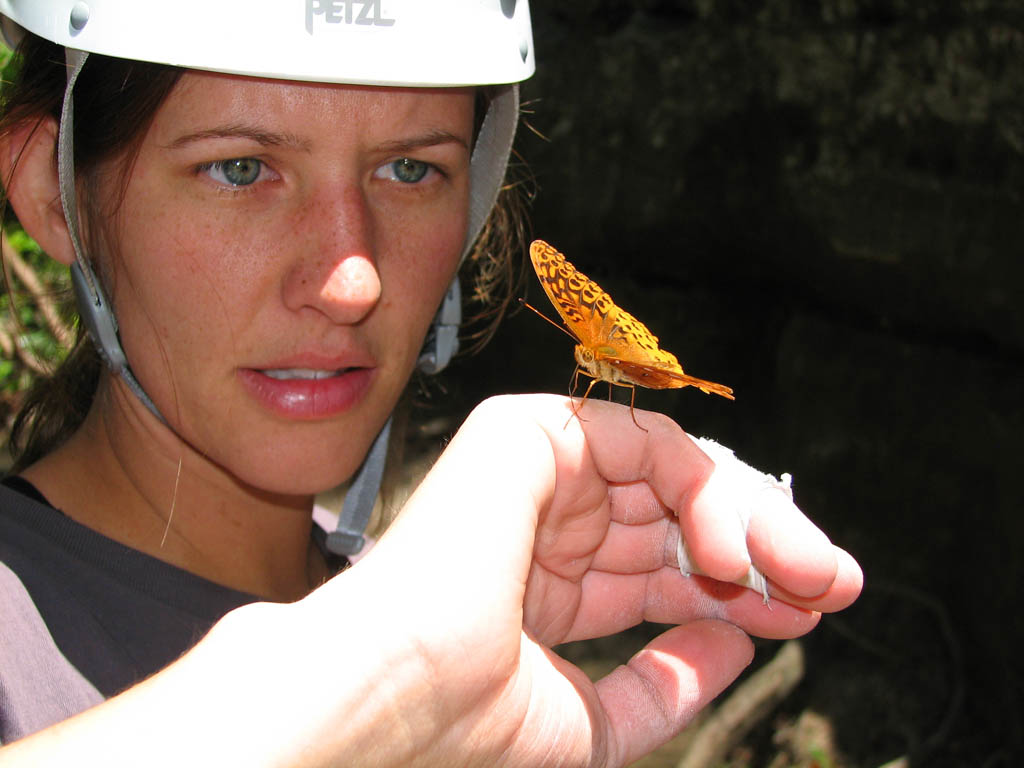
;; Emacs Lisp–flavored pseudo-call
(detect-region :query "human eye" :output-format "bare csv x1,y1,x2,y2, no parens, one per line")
197,157,270,188
374,157,435,184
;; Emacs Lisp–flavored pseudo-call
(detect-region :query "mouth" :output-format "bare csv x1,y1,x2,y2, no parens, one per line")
239,365,375,420
260,368,348,381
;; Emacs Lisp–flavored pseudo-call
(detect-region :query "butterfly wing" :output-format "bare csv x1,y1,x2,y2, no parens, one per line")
600,303,678,366
608,358,736,398
599,305,734,398
529,240,616,347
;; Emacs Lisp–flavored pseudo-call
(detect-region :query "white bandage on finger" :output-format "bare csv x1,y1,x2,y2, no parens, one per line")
676,436,793,605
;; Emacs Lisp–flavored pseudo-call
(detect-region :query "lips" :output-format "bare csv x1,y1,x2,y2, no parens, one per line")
239,363,375,420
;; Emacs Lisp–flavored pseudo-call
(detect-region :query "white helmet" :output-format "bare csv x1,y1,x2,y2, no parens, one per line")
1,0,535,554
0,0,533,87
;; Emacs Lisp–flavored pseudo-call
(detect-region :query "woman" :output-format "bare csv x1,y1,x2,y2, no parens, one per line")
0,1,862,765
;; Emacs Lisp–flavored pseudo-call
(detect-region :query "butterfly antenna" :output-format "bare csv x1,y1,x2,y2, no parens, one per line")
518,297,579,342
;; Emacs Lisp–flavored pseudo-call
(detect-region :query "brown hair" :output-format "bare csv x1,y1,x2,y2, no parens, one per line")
2,35,183,473
1,32,528,475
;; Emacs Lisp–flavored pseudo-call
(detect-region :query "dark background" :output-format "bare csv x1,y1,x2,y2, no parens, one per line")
435,2,1023,765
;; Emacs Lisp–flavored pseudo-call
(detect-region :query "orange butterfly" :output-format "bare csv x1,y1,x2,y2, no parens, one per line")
528,239,734,427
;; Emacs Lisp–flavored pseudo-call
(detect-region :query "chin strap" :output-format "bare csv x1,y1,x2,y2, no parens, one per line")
58,48,164,423
416,275,462,375
465,84,519,257
325,415,392,556
416,84,520,377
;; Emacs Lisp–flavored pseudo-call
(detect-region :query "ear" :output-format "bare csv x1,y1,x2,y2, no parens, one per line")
0,116,78,266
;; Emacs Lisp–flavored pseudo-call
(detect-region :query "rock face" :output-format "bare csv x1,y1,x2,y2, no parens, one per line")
459,2,1022,764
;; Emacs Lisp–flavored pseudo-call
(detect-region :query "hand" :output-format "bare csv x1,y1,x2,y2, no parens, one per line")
3,395,859,768
298,394,862,766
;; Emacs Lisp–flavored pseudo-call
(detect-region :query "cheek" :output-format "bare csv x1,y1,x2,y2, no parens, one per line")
105,201,271,375
379,209,466,335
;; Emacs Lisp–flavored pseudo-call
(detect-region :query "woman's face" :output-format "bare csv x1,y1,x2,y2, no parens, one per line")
92,72,473,495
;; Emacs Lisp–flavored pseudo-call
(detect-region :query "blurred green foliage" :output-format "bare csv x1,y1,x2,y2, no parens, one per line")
0,41,75,434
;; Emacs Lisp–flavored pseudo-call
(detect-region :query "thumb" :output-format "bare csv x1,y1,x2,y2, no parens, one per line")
596,620,754,766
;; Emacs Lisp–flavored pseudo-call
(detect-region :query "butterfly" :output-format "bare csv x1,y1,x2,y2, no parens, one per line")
528,239,734,428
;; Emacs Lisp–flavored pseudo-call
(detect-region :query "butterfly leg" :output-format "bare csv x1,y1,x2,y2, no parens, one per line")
566,366,582,414
626,384,648,432
564,371,600,429
564,367,583,429
569,366,582,399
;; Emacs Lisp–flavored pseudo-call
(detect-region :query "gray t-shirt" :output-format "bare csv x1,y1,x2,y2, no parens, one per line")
0,479,260,743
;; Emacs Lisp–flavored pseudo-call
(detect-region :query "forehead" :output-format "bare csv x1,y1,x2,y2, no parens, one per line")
150,70,476,139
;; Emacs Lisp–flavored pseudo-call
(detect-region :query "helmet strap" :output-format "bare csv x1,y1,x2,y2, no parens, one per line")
326,415,392,556
416,274,461,374
465,85,520,256
416,84,520,375
58,48,164,422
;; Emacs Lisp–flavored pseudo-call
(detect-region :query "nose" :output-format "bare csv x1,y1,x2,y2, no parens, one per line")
282,187,383,325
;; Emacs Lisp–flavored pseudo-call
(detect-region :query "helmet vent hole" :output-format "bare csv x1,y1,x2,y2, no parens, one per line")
500,0,516,20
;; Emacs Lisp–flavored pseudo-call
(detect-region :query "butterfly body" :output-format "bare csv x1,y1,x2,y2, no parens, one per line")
529,240,734,422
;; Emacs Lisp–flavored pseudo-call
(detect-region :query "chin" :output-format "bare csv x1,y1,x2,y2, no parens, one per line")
240,470,351,503
218,442,370,501
187,383,400,500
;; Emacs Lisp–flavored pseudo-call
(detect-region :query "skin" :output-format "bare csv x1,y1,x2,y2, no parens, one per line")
2,72,473,600
0,73,862,766
0,395,863,767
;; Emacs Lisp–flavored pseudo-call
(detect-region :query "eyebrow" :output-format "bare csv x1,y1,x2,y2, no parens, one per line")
164,126,468,155
374,130,469,155
164,125,312,151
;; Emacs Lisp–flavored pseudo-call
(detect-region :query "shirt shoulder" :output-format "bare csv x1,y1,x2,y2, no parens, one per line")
0,560,103,743
0,483,258,699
